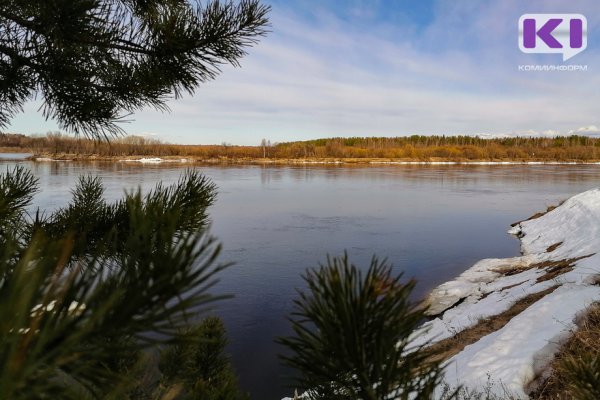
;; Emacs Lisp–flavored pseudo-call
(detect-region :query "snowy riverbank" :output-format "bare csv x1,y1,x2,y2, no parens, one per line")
282,188,600,400
417,188,600,398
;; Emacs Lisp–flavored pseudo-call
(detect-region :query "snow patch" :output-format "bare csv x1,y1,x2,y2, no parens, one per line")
420,188,600,397
120,157,193,164
122,157,164,163
33,157,71,162
440,284,600,398
281,188,600,399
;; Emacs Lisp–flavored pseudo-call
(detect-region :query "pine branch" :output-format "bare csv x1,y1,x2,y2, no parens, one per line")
0,167,230,398
0,0,270,138
278,254,446,399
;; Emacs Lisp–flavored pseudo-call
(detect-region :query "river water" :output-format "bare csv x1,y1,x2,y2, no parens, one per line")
2,158,600,399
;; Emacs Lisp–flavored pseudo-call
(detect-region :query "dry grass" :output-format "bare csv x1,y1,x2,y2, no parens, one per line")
510,202,565,228
491,254,594,283
5,133,600,162
530,302,600,400
546,242,563,253
426,286,559,365
429,254,598,398
497,281,527,292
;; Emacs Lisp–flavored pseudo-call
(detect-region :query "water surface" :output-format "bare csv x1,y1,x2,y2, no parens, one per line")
3,160,600,399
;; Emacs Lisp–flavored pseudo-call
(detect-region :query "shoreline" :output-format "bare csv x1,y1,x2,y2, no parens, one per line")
21,154,600,165
282,190,600,400
417,189,600,398
0,146,598,164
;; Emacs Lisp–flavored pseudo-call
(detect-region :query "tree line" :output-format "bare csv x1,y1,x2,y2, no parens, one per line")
3,132,600,161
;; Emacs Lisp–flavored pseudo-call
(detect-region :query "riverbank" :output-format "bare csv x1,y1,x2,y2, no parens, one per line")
5,133,600,163
26,154,600,165
418,188,600,398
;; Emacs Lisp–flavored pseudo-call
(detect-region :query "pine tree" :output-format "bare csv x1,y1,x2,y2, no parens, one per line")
278,254,447,400
0,0,270,138
0,2,269,397
159,316,250,400
0,166,240,399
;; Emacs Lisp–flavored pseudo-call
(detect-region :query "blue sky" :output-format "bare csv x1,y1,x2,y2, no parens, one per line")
8,0,600,145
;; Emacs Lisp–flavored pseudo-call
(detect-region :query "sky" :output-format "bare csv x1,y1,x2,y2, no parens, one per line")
7,0,600,145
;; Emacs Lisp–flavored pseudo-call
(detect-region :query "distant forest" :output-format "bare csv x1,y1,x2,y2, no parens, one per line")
2,132,600,161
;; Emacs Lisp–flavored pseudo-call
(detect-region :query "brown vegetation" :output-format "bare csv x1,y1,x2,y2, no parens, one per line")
4,132,600,162
426,286,559,365
531,302,600,399
510,202,565,228
491,255,594,283
546,242,563,253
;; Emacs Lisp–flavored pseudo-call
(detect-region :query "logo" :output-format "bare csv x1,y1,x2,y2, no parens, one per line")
519,14,587,61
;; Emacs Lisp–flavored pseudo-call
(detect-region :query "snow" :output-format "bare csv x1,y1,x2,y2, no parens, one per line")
281,188,600,399
419,188,600,397
441,284,600,398
30,300,86,316
120,157,193,163
122,157,165,163
33,157,70,162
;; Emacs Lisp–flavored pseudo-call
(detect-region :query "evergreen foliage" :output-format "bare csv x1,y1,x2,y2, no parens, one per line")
0,0,270,138
278,254,446,400
38,170,216,259
159,316,249,400
561,354,600,400
0,165,236,399
0,1,263,398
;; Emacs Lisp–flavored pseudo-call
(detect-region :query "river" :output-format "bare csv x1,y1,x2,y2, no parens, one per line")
2,158,600,399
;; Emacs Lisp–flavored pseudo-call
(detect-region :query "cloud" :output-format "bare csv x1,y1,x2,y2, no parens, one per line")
475,130,561,139
7,0,600,145
132,131,160,138
164,5,598,143
475,126,600,139
569,125,600,135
